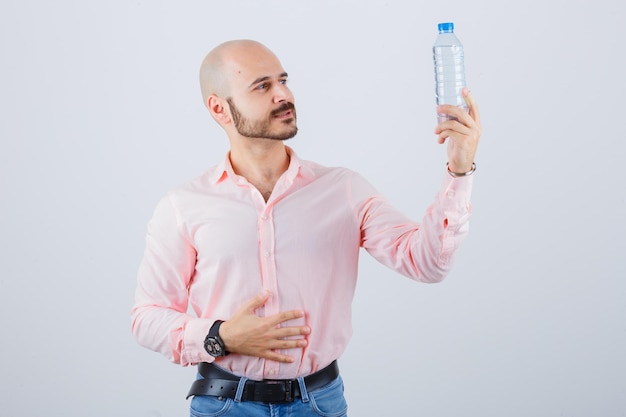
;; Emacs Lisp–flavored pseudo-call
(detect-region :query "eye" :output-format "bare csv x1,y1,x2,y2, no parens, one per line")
279,79,288,85
256,82,269,90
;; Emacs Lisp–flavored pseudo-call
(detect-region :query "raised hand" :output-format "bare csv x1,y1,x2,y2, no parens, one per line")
434,88,482,174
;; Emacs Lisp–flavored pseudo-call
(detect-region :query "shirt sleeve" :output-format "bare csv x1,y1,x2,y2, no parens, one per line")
130,194,215,366
352,170,473,283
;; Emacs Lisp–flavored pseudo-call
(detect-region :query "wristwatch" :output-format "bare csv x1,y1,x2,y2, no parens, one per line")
203,320,229,357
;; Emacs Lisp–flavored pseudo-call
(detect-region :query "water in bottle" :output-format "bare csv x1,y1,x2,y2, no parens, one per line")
433,22,467,123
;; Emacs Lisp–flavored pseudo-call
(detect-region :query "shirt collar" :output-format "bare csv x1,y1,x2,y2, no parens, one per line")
207,146,315,185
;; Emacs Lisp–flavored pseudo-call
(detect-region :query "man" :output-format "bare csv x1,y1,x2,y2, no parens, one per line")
131,39,481,416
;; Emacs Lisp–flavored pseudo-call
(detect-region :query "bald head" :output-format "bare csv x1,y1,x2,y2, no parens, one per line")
199,40,281,107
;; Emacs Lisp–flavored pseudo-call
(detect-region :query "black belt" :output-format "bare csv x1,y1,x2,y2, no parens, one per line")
187,360,339,403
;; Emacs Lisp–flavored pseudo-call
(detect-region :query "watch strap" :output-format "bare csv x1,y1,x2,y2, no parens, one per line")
204,320,229,357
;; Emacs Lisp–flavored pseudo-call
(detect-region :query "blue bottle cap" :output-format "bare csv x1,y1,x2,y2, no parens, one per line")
438,22,454,33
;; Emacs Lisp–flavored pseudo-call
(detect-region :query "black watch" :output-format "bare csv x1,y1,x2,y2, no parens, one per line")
203,320,229,357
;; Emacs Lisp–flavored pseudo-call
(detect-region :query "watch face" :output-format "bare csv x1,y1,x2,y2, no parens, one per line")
205,338,224,357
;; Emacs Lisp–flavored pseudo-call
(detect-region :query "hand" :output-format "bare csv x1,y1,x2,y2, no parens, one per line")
434,88,482,174
218,291,310,363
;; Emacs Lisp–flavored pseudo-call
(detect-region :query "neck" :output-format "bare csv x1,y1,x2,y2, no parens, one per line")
228,139,290,201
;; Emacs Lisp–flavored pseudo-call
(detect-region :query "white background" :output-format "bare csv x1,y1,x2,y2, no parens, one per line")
1,1,624,416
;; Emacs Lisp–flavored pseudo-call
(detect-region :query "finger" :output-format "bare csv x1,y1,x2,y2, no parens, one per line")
272,325,311,338
262,350,296,363
436,126,473,146
437,105,474,130
435,118,472,135
267,309,306,327
268,337,308,350
435,125,472,146
435,104,458,119
240,290,270,313
462,88,481,126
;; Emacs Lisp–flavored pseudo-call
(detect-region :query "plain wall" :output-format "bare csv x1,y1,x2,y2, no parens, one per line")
1,1,624,416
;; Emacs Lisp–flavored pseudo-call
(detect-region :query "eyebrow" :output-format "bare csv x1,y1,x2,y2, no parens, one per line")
249,72,289,88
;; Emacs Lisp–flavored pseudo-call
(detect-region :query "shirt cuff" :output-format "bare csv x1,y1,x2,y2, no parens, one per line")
181,317,215,365
437,171,473,210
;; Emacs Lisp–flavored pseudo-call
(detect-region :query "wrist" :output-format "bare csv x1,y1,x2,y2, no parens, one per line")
217,320,233,353
447,162,476,177
203,320,230,357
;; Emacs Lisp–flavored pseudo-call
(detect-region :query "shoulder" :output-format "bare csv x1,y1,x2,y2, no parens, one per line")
148,165,221,217
298,158,380,204
299,158,363,182
167,165,221,196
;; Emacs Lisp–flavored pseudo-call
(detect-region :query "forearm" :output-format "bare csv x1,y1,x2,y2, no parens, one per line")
131,303,214,366
416,172,473,281
360,171,473,282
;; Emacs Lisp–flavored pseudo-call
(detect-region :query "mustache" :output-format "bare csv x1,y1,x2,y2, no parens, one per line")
270,102,296,117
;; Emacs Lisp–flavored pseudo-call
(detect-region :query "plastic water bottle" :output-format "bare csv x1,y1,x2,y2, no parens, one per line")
433,22,467,123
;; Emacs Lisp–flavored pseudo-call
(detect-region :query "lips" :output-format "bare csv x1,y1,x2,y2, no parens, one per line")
274,110,293,118
271,103,295,119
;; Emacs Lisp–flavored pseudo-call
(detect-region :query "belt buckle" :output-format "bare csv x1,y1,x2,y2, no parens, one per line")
260,380,294,403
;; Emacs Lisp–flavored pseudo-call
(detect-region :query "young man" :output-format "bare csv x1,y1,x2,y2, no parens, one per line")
131,39,481,416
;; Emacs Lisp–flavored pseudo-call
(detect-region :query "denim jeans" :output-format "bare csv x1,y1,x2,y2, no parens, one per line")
189,374,348,417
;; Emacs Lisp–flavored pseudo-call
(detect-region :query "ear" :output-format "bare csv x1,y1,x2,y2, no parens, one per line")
207,95,231,125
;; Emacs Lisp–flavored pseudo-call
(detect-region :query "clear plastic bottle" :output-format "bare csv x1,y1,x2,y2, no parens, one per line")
433,22,467,123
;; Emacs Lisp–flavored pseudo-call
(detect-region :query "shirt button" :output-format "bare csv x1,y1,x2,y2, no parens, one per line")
264,251,271,258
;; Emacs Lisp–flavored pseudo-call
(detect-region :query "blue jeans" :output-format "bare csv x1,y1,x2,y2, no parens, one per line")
189,374,348,417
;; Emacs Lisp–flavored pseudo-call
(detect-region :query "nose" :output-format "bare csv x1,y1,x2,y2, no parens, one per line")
273,83,293,103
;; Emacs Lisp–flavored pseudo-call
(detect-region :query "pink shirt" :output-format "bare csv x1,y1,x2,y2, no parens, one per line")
131,147,473,380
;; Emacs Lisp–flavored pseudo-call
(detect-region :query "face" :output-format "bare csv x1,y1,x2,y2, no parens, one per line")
227,97,297,140
223,45,298,141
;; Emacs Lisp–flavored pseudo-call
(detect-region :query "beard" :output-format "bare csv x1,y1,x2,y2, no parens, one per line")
227,98,298,140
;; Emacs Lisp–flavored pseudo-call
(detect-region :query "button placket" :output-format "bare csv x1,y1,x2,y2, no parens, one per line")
257,206,281,377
